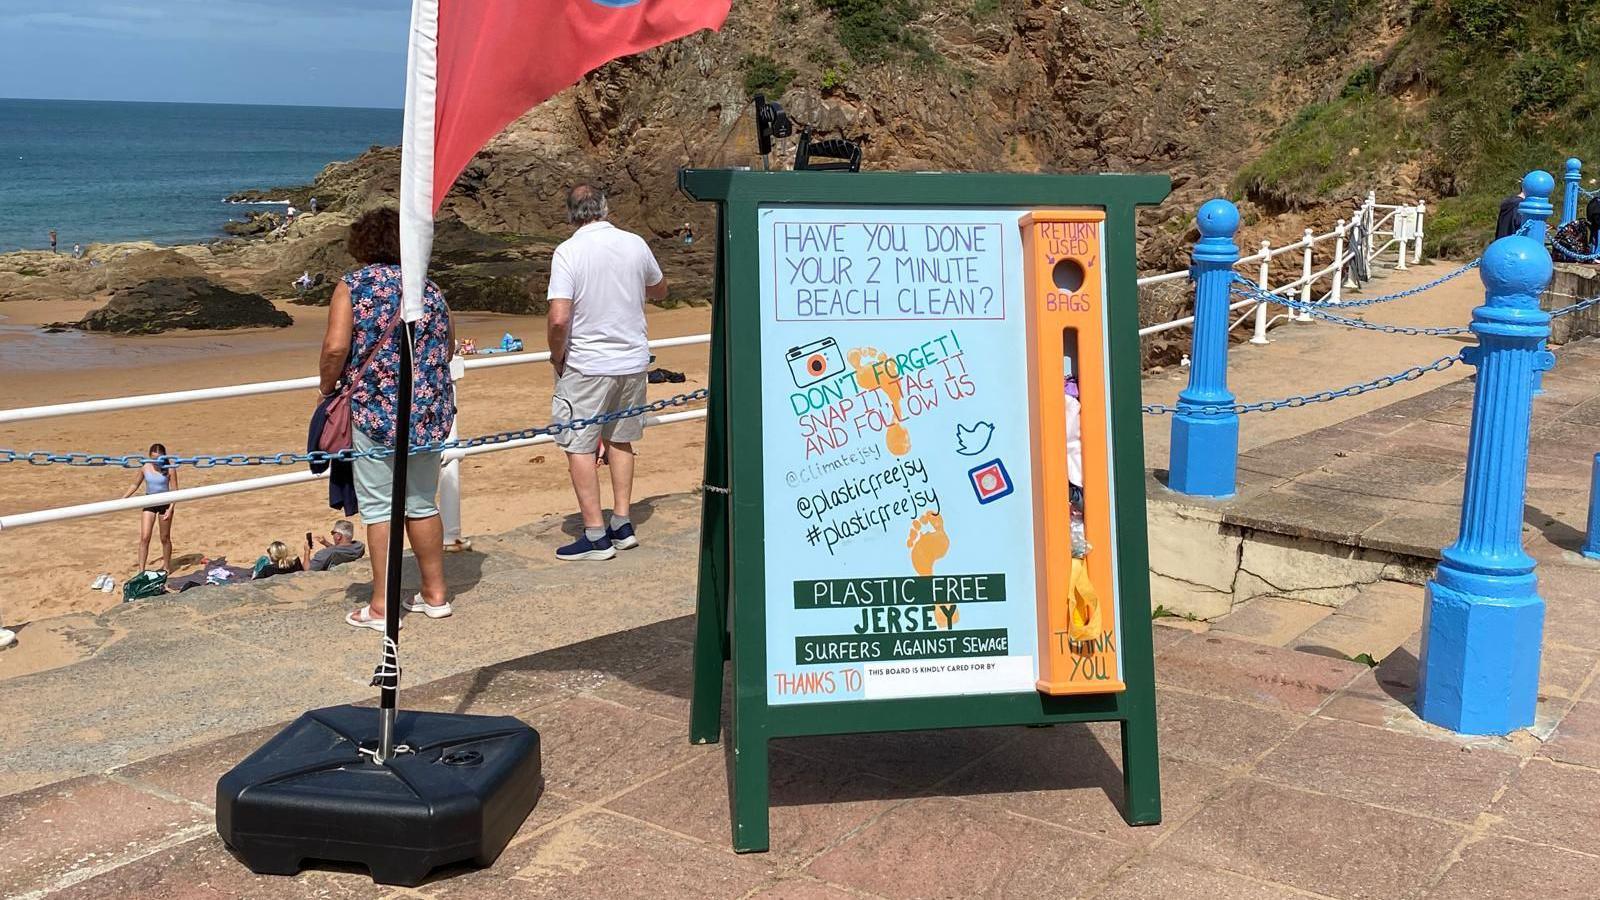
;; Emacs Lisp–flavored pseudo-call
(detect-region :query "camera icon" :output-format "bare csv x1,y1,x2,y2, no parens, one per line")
787,337,846,389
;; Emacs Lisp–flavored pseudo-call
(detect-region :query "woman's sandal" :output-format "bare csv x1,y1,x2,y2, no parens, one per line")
345,606,403,631
401,594,453,619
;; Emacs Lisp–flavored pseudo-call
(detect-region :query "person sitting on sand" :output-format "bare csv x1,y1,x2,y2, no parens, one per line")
253,541,304,581
301,520,366,572
121,443,176,573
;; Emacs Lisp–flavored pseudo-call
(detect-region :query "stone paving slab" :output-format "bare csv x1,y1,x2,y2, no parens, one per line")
1162,778,1467,900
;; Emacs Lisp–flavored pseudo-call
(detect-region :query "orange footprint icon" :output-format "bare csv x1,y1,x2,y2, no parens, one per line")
907,511,950,576
850,347,911,456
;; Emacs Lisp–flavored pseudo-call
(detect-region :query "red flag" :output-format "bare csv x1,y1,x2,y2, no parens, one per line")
400,0,731,318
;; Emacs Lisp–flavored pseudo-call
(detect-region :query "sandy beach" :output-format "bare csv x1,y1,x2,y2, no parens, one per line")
0,295,713,627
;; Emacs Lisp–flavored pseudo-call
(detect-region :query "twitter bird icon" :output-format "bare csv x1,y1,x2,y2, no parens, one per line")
956,422,995,457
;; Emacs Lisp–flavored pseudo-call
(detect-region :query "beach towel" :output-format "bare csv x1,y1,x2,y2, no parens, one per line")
166,559,252,593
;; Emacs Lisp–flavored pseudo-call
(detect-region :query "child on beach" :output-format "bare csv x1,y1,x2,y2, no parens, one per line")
121,443,177,574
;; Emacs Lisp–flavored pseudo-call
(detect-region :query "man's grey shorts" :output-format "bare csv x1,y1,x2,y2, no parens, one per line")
552,371,648,454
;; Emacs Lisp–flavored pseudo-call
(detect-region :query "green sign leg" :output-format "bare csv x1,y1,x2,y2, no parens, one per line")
1118,697,1162,825
729,716,771,853
690,216,733,746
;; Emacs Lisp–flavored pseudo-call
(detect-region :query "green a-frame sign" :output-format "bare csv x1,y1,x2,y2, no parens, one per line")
680,168,1170,852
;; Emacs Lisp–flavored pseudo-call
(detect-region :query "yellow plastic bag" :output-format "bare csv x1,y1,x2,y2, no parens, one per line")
1068,556,1102,642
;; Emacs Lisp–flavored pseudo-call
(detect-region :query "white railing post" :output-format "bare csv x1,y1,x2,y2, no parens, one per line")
1413,200,1426,264
1395,206,1409,270
1346,206,1362,288
442,355,465,546
1297,227,1315,321
1330,219,1347,305
1252,238,1272,344
1365,193,1377,260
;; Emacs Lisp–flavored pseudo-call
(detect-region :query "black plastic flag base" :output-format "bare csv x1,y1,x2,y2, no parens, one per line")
216,704,542,887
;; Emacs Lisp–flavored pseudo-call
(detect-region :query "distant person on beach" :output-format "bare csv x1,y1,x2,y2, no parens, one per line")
286,205,298,220
121,443,177,573
49,229,57,253
309,197,319,215
1495,188,1526,239
319,207,455,630
254,541,304,580
545,183,666,561
72,243,82,259
294,271,313,297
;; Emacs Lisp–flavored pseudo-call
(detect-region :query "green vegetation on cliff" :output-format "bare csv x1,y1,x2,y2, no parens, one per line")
1240,0,1600,256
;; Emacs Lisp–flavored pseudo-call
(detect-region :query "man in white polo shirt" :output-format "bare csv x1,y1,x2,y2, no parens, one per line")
546,183,667,561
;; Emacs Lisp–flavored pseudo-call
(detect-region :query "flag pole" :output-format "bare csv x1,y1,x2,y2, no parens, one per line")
377,326,413,762
379,0,440,765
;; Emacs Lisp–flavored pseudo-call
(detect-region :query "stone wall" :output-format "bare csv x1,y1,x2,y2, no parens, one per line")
1146,495,1432,621
1546,263,1600,345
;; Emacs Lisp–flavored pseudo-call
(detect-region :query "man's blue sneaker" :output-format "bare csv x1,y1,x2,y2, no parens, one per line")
556,534,616,561
608,522,639,550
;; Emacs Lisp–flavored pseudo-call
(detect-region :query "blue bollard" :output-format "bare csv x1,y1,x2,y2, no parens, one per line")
1518,170,1555,395
1417,234,1555,735
1584,453,1600,561
1562,158,1582,227
1167,200,1240,498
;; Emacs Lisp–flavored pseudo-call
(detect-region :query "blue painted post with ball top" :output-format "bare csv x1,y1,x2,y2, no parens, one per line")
1417,232,1555,735
1562,158,1582,226
1167,199,1239,498
1517,170,1554,395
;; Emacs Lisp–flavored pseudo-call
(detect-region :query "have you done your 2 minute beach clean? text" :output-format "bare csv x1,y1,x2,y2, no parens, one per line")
778,222,1005,320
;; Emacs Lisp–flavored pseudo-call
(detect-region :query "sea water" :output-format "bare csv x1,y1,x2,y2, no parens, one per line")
0,98,401,251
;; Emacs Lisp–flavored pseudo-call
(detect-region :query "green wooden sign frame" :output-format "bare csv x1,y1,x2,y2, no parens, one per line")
680,168,1171,852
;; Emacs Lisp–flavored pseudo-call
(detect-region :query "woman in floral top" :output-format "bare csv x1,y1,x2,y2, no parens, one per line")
318,207,457,631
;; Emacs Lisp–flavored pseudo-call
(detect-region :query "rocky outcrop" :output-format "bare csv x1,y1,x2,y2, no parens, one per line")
78,277,292,334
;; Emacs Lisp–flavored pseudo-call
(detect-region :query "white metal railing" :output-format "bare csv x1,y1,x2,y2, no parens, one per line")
3,194,1425,530
1135,192,1425,343
0,334,713,424
0,333,714,532
0,409,706,531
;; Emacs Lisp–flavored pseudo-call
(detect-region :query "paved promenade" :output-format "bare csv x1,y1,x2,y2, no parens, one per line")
3,265,1599,898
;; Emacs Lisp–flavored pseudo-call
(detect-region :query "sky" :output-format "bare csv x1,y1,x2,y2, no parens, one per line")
0,0,411,108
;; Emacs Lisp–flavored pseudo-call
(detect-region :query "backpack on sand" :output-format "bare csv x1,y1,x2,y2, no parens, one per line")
122,570,168,602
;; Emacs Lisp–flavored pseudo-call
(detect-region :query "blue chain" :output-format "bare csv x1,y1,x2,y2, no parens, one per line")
1550,292,1600,318
1550,238,1600,262
1326,259,1480,308
1230,276,1472,335
0,389,709,468
1142,353,1464,416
